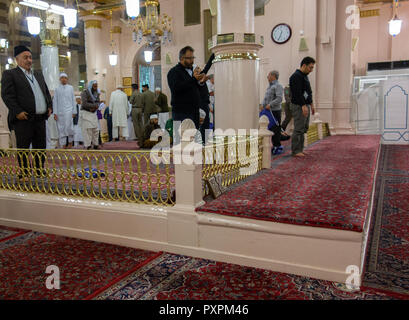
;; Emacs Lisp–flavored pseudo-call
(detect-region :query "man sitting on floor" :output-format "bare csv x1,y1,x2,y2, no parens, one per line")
142,114,162,149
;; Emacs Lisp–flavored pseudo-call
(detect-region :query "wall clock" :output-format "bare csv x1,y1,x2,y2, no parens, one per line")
271,23,292,44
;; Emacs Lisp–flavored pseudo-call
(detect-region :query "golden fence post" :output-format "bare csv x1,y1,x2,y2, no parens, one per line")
259,116,273,169
313,112,324,140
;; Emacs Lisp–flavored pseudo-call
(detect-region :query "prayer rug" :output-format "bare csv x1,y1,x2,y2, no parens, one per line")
0,229,161,300
362,145,409,297
94,252,397,300
197,135,380,232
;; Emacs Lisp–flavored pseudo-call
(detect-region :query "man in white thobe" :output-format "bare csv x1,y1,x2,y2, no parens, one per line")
46,113,59,149
109,85,129,141
53,73,76,149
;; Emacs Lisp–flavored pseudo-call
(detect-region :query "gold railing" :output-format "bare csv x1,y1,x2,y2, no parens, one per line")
202,135,263,196
0,149,175,206
307,123,319,145
322,123,331,138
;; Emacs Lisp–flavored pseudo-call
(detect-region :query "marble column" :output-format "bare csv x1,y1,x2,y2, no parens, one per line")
40,45,59,91
108,25,122,99
67,50,80,92
315,0,354,134
211,0,263,132
81,16,105,87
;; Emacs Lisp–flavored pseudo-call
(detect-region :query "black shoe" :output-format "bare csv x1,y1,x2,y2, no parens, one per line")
281,135,291,141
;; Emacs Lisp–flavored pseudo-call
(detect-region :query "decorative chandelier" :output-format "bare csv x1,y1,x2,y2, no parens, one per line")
389,0,402,37
126,0,172,46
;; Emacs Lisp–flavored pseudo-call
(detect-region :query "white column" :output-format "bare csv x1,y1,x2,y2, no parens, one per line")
168,119,203,247
316,0,354,134
67,50,80,92
0,97,10,148
212,0,263,132
40,46,59,91
217,0,254,34
81,17,105,86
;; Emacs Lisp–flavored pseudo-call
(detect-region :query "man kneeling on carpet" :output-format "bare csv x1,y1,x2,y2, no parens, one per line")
142,114,162,149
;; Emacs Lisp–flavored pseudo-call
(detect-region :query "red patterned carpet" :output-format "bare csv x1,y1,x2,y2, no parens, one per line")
198,135,380,232
0,229,160,300
0,226,29,243
94,252,396,300
0,225,404,300
362,145,409,297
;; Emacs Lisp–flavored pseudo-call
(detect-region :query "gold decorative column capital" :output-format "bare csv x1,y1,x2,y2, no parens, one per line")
85,20,102,29
110,26,122,34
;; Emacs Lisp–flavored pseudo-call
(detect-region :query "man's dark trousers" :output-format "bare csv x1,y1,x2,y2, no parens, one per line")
14,116,47,175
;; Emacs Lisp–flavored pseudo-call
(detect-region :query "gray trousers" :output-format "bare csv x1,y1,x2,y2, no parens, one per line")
290,103,310,155
131,108,144,143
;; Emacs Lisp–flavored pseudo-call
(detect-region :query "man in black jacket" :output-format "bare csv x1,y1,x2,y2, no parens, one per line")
167,46,206,133
1,45,52,175
289,57,316,157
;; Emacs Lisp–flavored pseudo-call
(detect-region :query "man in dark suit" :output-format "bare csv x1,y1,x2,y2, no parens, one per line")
1,45,52,176
167,46,206,131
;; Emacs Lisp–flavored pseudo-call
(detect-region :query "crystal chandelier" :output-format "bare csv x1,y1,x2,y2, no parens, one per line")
127,0,172,46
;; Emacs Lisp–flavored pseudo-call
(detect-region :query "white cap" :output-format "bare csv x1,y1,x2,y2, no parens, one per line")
155,87,161,91
75,95,81,99
150,114,158,120
199,108,206,119
59,72,68,78
117,84,124,89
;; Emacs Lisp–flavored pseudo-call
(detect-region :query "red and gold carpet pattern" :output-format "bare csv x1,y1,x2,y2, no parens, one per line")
0,230,160,300
0,225,404,300
197,135,380,232
362,145,409,297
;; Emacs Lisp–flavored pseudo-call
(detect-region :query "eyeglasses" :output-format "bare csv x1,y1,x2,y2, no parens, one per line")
183,56,195,60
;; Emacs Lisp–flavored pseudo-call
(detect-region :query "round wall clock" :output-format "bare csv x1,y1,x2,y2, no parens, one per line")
271,23,292,44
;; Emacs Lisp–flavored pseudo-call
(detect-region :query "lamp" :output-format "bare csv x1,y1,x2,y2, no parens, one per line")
125,0,140,19
61,26,69,37
389,0,403,37
19,0,49,11
7,57,13,64
108,11,118,66
109,54,118,66
49,4,65,15
27,16,41,35
389,18,402,36
63,8,77,29
144,49,153,63
0,38,8,48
